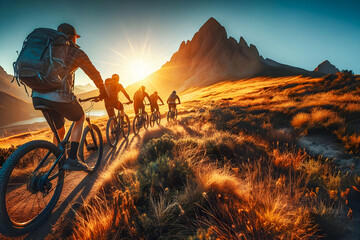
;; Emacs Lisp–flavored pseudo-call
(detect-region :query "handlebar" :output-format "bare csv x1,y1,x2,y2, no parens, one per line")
124,101,133,105
79,96,101,103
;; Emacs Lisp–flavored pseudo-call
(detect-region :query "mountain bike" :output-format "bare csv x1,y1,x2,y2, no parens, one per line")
106,102,132,148
167,104,178,123
150,105,163,127
0,96,103,237
133,107,149,135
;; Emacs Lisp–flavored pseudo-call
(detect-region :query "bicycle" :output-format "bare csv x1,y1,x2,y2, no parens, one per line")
133,107,149,135
106,102,132,148
0,96,103,237
167,104,178,123
150,105,163,127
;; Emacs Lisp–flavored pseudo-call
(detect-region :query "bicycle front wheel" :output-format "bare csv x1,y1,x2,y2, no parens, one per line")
79,124,103,173
0,140,63,237
106,117,119,148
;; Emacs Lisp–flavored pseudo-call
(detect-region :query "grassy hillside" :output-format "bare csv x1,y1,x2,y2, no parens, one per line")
58,73,360,239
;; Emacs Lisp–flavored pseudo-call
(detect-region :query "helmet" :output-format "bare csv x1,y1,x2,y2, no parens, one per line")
112,74,119,81
140,85,145,91
154,91,158,95
172,90,176,94
57,23,80,38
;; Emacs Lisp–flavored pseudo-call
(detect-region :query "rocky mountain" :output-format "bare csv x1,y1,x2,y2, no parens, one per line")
125,17,322,96
314,60,339,74
0,91,41,127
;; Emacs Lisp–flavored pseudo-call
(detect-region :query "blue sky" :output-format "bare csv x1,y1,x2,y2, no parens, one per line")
0,0,359,86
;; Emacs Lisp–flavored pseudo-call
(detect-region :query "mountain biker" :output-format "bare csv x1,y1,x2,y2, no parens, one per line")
149,91,164,113
31,23,108,171
167,90,180,112
133,85,151,115
104,74,132,121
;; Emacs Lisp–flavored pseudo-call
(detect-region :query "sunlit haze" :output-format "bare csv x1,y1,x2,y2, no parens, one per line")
0,0,359,87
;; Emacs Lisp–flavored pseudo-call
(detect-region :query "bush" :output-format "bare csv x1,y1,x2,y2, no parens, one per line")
0,146,16,167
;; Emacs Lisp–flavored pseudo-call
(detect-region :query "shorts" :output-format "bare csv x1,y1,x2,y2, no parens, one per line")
32,97,84,130
105,98,124,118
134,101,145,115
151,103,159,113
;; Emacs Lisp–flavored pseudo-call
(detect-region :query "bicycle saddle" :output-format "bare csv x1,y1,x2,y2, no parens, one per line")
34,105,52,111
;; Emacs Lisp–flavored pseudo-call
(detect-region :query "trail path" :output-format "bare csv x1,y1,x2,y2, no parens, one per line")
298,132,360,240
1,130,144,240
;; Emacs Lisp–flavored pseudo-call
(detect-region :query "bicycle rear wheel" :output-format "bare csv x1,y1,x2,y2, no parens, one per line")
78,124,103,173
150,113,156,127
106,117,119,148
167,111,172,123
121,115,130,138
0,140,63,237
133,115,141,135
143,112,149,129
156,111,161,125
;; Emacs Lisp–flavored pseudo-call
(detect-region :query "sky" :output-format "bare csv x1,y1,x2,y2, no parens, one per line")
0,0,359,87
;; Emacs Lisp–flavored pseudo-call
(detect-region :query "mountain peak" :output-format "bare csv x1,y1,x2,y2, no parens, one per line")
314,60,339,74
195,17,227,40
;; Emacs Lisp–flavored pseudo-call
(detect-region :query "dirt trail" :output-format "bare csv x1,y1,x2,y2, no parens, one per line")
298,132,360,240
0,130,144,240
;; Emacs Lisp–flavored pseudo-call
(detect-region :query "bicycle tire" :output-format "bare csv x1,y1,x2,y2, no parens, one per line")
133,115,141,135
167,111,172,123
121,115,130,138
156,111,161,125
150,113,155,127
143,112,149,129
106,117,119,148
0,140,63,237
79,124,103,173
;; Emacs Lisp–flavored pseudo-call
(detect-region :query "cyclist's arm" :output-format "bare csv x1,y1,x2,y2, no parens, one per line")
76,51,106,94
176,95,181,104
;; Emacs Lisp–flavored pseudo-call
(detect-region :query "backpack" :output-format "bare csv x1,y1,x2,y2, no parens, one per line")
13,28,71,93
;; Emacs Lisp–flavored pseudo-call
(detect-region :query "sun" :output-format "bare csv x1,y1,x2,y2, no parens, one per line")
128,59,152,82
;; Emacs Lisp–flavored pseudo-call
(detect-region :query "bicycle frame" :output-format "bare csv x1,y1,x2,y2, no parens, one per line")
36,96,100,182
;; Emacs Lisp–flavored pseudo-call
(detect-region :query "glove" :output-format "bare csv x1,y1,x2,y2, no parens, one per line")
99,89,108,100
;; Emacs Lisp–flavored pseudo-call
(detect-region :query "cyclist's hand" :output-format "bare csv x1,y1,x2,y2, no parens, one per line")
99,90,108,100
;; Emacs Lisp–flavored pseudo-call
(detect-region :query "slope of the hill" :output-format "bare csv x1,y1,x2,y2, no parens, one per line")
0,66,30,102
125,17,323,96
64,73,360,240
0,91,40,127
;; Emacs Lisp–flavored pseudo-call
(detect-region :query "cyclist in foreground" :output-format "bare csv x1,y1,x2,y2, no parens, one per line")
149,91,164,113
104,74,133,122
31,23,107,171
133,85,151,115
167,90,181,112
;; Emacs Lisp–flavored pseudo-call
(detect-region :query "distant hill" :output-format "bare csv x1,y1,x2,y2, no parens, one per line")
0,91,41,127
125,17,324,97
0,66,31,102
314,60,339,74
74,83,96,95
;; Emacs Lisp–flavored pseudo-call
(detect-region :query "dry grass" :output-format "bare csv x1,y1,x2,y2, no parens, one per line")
2,74,359,239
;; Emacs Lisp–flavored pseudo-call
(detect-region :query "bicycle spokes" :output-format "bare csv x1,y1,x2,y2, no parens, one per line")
5,148,60,225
